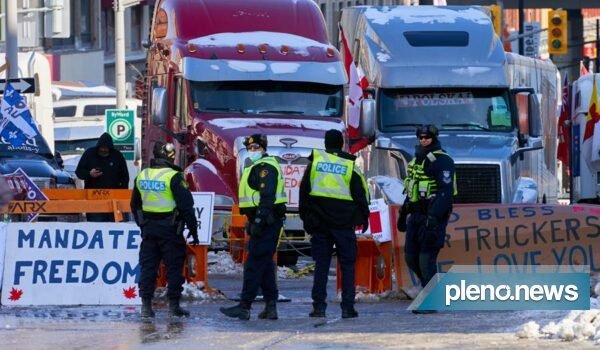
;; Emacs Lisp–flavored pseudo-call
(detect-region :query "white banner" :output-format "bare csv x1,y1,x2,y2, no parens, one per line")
2,223,141,305
187,192,214,245
357,198,392,243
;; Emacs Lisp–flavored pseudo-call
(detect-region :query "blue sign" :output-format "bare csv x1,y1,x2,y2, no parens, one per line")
315,162,348,175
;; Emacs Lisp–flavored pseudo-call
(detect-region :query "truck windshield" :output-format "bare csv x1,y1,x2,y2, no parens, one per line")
379,88,513,132
190,81,343,117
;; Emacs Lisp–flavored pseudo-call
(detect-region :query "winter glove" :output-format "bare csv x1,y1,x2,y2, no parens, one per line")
361,218,369,233
187,229,200,245
397,206,408,232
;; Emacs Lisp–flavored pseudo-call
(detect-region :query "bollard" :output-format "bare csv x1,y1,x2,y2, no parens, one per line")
336,237,392,295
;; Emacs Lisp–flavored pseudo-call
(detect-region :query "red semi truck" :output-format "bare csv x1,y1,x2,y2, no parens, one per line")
141,0,348,263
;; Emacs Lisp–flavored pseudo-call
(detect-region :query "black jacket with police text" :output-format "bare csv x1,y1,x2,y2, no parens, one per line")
299,149,370,230
130,158,198,235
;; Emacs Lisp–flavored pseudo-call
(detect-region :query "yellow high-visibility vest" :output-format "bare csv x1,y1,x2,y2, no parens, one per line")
309,149,368,202
404,150,457,202
136,167,178,213
238,156,287,208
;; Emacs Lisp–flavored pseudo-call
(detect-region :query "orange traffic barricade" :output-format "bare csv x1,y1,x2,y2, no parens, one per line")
336,237,393,295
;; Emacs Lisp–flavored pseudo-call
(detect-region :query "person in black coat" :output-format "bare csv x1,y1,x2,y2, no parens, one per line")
75,132,129,221
397,125,455,314
299,129,370,319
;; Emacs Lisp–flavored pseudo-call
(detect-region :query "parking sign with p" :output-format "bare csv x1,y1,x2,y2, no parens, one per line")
106,109,135,160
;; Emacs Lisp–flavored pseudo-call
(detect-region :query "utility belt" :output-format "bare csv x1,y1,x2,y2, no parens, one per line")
405,199,431,214
142,210,178,225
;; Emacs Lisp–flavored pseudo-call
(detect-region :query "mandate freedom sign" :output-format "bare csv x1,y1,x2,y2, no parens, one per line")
1,223,141,305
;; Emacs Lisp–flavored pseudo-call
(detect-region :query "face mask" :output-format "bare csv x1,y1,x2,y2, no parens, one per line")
248,151,262,162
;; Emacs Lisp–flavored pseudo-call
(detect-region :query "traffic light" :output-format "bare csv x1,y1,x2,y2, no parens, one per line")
488,5,502,37
548,9,568,55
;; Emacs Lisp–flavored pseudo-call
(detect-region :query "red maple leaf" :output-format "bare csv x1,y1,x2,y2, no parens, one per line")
123,286,137,299
8,287,23,301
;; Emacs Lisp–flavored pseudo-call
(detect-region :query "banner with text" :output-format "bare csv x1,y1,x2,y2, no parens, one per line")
391,204,600,289
1,222,141,305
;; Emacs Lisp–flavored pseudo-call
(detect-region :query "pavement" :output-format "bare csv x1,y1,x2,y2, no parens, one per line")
0,265,596,349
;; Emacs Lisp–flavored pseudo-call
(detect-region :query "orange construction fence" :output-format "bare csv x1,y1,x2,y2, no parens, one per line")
1,189,210,291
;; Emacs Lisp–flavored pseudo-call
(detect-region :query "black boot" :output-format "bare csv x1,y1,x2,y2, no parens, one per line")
168,298,190,318
309,308,326,318
141,298,155,319
258,300,278,320
220,301,251,320
341,307,358,319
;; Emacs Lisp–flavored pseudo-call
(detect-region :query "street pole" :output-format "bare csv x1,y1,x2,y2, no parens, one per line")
518,0,524,55
5,0,18,78
115,0,126,109
596,19,599,73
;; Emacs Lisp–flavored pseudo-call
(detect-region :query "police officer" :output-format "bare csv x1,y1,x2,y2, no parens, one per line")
299,129,370,319
220,134,287,320
131,142,199,319
397,125,455,314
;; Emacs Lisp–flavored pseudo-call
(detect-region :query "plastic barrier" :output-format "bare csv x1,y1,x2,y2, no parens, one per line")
229,205,248,264
336,238,393,295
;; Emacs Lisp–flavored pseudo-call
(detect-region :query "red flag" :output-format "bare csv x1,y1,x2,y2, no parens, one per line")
581,61,590,76
557,74,570,165
339,24,369,150
584,75,600,141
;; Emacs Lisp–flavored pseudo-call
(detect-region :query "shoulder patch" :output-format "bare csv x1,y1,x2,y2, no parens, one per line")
181,180,189,189
259,169,269,178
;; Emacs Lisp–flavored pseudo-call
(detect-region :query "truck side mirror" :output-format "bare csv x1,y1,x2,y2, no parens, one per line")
510,87,536,146
151,87,168,126
359,98,376,139
528,93,542,138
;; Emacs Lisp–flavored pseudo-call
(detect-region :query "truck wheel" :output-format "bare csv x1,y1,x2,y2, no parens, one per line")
277,251,299,267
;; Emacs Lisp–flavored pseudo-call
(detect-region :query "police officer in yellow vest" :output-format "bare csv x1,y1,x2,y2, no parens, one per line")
397,125,455,314
220,134,287,321
131,142,199,319
299,129,370,319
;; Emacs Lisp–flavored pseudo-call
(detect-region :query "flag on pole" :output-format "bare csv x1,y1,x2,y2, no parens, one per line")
581,61,590,76
0,83,41,148
557,74,570,165
582,75,600,167
339,24,368,142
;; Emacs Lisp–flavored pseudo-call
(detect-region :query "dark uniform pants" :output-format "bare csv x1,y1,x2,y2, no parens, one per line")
404,212,448,288
311,227,357,311
240,220,282,304
138,220,186,300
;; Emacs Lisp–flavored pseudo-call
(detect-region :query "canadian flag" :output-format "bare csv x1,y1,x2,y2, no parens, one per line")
556,73,570,165
581,61,590,76
339,24,369,146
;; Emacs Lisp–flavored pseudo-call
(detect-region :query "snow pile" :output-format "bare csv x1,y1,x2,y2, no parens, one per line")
155,282,226,301
517,299,600,343
208,251,243,275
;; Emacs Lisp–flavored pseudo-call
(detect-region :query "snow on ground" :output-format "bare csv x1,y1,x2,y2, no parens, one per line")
208,251,243,275
155,281,226,301
517,297,600,344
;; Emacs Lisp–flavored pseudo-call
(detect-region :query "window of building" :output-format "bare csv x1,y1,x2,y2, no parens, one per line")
51,0,76,49
79,0,93,48
130,6,143,50
320,3,326,19
103,9,115,53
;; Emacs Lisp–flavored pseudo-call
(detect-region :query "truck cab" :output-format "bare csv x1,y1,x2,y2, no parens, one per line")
340,6,559,205
142,0,347,258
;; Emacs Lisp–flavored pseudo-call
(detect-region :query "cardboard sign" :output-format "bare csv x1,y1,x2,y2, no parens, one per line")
280,164,306,207
184,192,214,245
390,204,600,289
2,223,141,305
5,168,48,222
357,199,392,243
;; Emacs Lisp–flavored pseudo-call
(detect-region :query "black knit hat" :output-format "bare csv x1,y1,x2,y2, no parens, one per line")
416,124,439,140
243,134,268,150
324,129,344,149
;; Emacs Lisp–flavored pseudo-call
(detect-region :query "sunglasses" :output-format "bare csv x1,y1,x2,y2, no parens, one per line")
418,136,432,140
247,144,262,151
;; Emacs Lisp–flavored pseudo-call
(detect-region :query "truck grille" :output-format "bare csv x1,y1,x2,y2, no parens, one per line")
454,164,501,203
